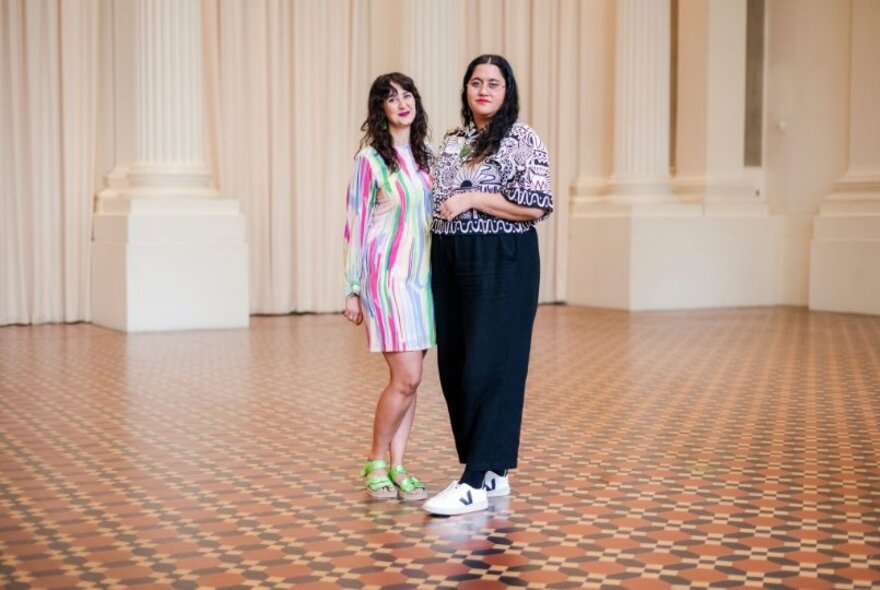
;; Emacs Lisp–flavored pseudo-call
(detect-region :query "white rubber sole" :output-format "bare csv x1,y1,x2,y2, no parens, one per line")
422,498,489,516
485,486,510,498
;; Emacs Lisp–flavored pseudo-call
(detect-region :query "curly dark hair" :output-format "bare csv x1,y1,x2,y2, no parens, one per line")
459,54,519,162
358,73,430,173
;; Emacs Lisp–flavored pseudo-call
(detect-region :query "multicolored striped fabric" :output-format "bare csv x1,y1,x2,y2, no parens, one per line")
343,145,436,352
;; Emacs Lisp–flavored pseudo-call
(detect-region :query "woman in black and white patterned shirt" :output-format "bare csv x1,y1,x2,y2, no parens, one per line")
422,54,553,516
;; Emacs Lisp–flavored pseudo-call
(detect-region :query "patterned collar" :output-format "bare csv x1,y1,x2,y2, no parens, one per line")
455,123,482,160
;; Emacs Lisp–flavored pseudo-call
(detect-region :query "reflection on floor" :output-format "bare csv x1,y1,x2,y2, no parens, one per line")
1,306,878,589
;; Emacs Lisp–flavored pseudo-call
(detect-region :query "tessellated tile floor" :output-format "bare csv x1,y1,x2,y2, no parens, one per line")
1,306,878,589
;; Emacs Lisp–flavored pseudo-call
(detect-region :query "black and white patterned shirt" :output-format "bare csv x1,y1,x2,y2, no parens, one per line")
431,122,553,235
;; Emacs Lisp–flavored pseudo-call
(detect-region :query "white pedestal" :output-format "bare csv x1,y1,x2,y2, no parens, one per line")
809,214,880,316
568,214,781,310
91,198,249,332
807,2,880,316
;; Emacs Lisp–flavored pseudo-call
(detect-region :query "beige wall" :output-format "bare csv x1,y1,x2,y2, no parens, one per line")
762,0,852,306
764,0,850,216
3,0,878,326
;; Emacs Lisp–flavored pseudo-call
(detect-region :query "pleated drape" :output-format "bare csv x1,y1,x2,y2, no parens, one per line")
202,0,360,314
201,0,572,311
2,0,575,324
0,0,99,325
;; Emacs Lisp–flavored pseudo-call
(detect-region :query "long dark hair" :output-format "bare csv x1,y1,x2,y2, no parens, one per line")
460,54,519,162
359,73,430,173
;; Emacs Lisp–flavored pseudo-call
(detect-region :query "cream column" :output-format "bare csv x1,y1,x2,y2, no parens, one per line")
91,0,248,332
566,0,623,306
675,0,763,213
570,0,615,211
125,0,213,197
815,0,880,217
609,0,674,204
567,0,780,311
810,0,880,315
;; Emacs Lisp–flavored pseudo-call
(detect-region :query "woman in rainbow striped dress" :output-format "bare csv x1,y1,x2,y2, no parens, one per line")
343,73,435,501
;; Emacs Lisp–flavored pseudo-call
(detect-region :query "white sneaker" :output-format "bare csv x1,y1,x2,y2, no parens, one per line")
422,481,488,516
482,471,510,497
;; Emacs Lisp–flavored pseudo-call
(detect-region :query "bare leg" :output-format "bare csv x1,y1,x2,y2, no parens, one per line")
389,396,416,467
367,350,424,483
389,350,427,467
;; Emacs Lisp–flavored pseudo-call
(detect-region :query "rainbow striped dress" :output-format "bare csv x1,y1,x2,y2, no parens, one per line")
343,145,435,352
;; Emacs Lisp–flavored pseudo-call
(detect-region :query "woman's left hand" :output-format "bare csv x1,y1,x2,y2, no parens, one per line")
438,192,474,221
344,295,364,325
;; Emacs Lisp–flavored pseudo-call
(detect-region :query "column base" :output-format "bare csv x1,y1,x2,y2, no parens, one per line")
673,176,766,215
809,211,880,316
571,195,702,217
567,209,781,310
818,173,880,215
91,197,249,332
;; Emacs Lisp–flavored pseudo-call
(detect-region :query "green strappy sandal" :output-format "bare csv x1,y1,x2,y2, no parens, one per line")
360,459,396,499
389,465,427,501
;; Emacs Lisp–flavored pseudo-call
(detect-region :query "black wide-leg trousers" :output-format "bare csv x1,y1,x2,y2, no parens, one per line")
431,230,540,471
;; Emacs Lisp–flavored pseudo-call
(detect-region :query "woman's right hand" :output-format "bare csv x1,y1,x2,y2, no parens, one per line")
438,192,475,221
344,295,364,325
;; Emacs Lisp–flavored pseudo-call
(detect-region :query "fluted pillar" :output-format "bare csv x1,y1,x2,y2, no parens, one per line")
816,0,880,216
101,0,214,199
810,0,880,315
127,0,210,192
567,0,780,311
91,0,248,332
570,0,615,209
610,0,673,199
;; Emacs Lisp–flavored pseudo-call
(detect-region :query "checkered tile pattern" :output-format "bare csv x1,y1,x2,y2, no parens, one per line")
1,306,878,588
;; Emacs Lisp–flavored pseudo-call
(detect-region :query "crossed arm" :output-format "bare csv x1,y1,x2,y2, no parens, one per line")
437,191,545,222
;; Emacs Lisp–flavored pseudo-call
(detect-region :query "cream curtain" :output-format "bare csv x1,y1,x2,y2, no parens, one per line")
2,0,575,324
0,0,99,325
202,0,360,314
202,0,573,312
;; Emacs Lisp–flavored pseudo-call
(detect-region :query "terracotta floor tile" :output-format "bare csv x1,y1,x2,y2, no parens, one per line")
518,567,569,584
195,572,248,588
171,556,227,572
262,563,313,578
596,537,642,550
29,575,84,589
537,543,585,558
102,565,156,580
357,570,410,585
483,552,531,568
578,560,628,575
15,559,67,573
1,307,877,589
620,577,673,589
633,551,682,566
680,567,728,583
688,543,732,557
775,576,836,589
458,580,511,589
837,567,880,582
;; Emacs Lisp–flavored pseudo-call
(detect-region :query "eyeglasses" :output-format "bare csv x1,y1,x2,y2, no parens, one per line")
467,79,505,92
